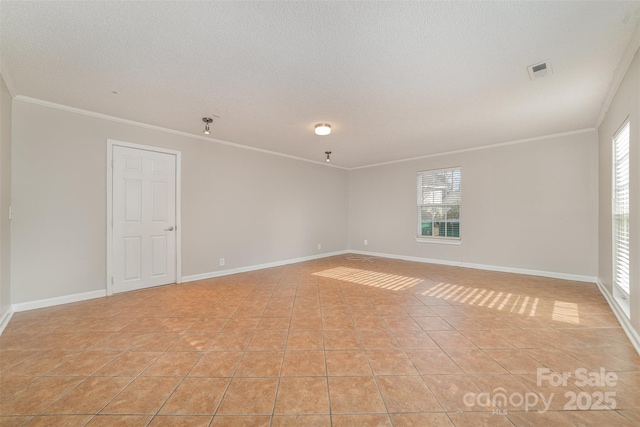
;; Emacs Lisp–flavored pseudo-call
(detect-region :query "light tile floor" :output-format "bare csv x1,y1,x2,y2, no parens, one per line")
1,255,639,426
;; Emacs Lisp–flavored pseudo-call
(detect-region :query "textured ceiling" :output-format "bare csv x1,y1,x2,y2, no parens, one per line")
1,1,639,168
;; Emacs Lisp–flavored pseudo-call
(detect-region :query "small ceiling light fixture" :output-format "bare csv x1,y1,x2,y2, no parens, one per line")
315,123,331,136
325,151,332,162
202,117,213,135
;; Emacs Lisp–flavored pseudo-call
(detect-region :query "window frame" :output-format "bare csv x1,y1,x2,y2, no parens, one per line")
612,118,630,302
416,167,462,244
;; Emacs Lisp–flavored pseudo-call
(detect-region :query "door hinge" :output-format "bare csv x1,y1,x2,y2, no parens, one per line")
111,159,114,168
111,277,114,285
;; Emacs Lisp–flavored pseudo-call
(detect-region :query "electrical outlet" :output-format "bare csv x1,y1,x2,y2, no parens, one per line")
364,239,368,246
219,258,225,266
317,244,321,250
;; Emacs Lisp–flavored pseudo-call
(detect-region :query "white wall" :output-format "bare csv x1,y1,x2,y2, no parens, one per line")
11,99,349,304
0,75,11,317
5,95,608,307
598,46,640,335
349,131,599,278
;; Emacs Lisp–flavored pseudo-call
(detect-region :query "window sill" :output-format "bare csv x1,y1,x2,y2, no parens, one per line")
614,295,630,318
415,236,462,245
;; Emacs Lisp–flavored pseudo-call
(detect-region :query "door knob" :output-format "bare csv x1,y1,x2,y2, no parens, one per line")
165,226,175,231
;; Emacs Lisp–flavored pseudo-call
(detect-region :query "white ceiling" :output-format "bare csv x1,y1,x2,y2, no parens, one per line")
1,1,639,168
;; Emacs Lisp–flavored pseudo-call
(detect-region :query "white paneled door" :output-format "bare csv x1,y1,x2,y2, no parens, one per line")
112,145,177,293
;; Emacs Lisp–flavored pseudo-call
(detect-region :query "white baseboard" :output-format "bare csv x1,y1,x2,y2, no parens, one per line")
0,308,14,336
182,250,349,283
349,250,597,283
2,250,603,339
596,279,640,355
184,248,596,284
11,289,107,313
7,252,349,318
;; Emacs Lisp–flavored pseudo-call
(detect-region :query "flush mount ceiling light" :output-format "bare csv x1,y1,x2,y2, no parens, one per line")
315,123,331,136
202,117,213,135
325,151,331,162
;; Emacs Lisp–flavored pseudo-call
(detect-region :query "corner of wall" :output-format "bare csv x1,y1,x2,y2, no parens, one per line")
0,308,13,336
595,19,640,128
596,279,640,354
596,27,640,354
0,72,13,324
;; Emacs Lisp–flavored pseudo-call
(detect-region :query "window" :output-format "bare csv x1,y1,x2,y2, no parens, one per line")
613,120,630,298
417,167,461,241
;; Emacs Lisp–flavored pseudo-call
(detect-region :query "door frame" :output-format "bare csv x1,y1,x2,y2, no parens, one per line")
106,139,182,296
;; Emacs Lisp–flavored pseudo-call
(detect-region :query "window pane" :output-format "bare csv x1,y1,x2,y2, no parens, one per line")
419,207,433,236
613,121,630,296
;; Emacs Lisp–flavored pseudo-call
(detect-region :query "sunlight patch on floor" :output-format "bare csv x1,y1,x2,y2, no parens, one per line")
422,282,580,324
552,301,581,325
312,267,422,291
422,282,545,317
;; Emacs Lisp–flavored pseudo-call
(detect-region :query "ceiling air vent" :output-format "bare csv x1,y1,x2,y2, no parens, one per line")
527,60,552,80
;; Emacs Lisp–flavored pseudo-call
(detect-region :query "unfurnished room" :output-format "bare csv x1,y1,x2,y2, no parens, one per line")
0,1,640,426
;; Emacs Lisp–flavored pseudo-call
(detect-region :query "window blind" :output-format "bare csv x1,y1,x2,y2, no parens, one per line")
613,121,630,296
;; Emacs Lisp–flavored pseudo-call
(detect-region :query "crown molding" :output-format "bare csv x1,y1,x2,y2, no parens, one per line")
595,18,640,128
349,128,596,170
13,95,349,170
14,95,597,171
